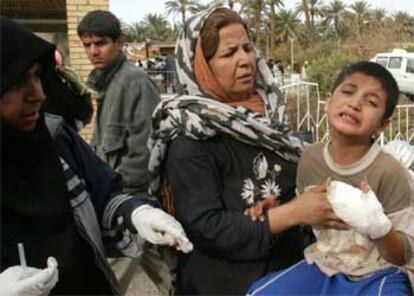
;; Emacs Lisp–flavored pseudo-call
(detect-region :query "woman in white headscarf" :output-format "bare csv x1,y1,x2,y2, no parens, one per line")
147,7,340,295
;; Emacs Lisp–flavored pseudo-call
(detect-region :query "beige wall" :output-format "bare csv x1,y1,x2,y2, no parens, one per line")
66,0,108,142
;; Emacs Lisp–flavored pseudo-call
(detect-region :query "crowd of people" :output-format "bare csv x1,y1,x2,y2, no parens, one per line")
1,5,414,296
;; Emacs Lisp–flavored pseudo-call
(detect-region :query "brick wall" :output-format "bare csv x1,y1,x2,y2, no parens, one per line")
66,0,108,142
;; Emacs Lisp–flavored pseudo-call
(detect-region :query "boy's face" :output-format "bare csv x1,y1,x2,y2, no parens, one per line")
0,63,45,131
80,34,123,69
325,72,389,142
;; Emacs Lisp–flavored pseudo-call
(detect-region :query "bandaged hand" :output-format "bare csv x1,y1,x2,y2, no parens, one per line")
131,205,193,253
0,257,58,296
328,181,392,239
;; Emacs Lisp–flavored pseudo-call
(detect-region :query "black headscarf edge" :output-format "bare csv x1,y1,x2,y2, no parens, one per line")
1,17,55,96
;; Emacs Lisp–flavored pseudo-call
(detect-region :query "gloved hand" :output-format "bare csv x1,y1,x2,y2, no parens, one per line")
383,140,414,169
132,205,193,253
327,181,392,239
0,257,58,296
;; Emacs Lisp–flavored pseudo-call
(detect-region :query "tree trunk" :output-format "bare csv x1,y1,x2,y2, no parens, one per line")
302,0,313,43
255,0,263,44
269,0,277,57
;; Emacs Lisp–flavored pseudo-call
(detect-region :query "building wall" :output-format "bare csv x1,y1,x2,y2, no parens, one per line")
66,0,108,142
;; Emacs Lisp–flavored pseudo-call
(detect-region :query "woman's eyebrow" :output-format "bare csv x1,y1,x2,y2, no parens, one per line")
219,45,237,54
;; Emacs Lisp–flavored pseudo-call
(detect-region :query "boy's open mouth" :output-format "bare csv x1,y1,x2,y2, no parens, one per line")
339,112,359,124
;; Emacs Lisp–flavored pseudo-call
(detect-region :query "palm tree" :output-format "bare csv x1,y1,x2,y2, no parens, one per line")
239,0,272,45
274,8,301,42
267,0,284,55
348,0,371,40
309,0,325,26
254,0,266,44
368,8,388,32
239,0,266,44
296,0,324,41
189,0,225,14
141,13,172,42
300,0,314,43
322,0,347,40
393,11,414,43
123,22,146,42
165,0,199,27
371,8,386,24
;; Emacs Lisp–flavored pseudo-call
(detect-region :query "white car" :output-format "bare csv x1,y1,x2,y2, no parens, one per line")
371,49,414,100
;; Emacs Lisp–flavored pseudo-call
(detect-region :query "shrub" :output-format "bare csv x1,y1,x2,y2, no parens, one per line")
307,50,359,95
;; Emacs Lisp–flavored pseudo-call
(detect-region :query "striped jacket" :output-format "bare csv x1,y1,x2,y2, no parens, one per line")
45,114,153,294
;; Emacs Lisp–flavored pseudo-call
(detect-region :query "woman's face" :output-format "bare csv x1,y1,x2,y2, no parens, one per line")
208,23,256,100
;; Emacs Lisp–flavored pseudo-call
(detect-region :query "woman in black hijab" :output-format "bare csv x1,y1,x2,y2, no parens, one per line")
0,16,192,295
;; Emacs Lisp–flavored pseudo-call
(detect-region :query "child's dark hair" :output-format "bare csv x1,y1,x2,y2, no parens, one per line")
77,10,121,41
331,61,399,119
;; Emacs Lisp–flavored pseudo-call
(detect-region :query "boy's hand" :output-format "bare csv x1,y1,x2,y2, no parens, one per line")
244,196,277,222
328,181,392,239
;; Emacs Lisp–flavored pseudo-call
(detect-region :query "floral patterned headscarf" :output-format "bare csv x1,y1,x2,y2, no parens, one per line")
148,6,303,207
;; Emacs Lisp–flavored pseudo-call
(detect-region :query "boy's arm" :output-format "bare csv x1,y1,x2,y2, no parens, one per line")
371,157,414,266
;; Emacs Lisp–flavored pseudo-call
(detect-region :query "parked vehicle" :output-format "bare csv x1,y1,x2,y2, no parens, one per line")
371,49,414,100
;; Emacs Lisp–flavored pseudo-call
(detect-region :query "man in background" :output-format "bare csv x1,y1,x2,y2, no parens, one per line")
77,10,162,292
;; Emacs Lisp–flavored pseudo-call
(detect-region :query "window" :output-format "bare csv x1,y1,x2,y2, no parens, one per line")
388,57,402,69
406,59,414,73
376,57,388,67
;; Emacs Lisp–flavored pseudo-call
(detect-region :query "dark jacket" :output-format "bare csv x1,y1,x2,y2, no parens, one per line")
166,136,304,295
89,55,160,196
46,114,152,294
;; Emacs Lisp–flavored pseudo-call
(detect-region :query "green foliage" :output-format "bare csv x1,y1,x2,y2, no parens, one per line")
271,40,340,70
119,0,414,71
52,33,69,58
307,48,359,95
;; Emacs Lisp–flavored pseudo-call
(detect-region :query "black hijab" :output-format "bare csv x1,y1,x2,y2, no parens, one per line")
0,17,55,96
0,17,71,270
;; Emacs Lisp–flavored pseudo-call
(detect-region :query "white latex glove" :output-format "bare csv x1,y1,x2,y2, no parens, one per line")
132,205,193,253
383,140,414,169
0,257,58,296
327,181,392,239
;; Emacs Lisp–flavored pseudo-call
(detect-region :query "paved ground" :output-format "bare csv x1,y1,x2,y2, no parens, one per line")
125,263,159,296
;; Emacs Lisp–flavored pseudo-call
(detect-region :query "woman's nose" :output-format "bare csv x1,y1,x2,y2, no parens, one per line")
26,78,46,103
237,50,250,66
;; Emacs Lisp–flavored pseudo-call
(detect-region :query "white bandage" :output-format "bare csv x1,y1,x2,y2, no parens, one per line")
328,181,392,239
